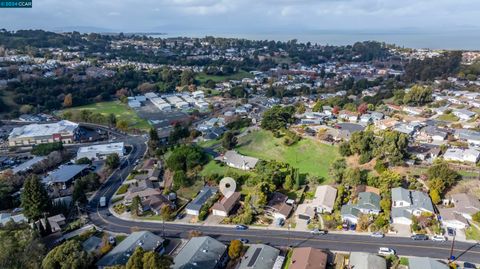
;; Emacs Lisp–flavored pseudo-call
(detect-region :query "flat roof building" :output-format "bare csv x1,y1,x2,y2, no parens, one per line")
8,120,79,147
76,142,124,160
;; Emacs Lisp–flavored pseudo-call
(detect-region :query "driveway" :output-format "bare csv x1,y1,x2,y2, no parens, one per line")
295,217,309,231
204,215,224,225
392,224,411,237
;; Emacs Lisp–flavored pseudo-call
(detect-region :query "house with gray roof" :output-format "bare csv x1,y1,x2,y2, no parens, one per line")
416,126,447,143
408,257,448,269
439,193,480,229
216,150,258,171
452,109,476,121
173,236,227,269
454,129,480,146
340,192,381,224
82,236,102,253
348,252,386,269
238,244,280,269
185,186,218,216
391,187,434,225
96,231,165,268
443,148,480,163
0,213,27,226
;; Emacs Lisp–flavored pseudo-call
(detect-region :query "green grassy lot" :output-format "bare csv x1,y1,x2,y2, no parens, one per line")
176,179,205,200
437,113,459,122
466,224,480,241
236,130,339,181
61,101,150,130
196,70,253,83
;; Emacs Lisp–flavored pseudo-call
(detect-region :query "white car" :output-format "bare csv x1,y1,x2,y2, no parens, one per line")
378,247,395,256
431,235,447,242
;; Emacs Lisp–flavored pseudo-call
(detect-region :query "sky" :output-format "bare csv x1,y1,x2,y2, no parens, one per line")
1,0,480,48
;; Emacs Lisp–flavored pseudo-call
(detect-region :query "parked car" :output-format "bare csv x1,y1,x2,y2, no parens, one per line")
108,236,116,245
378,247,395,256
236,225,248,230
411,234,429,240
431,235,447,242
275,218,285,227
176,213,186,220
371,232,385,238
238,238,249,244
310,229,327,235
447,227,456,237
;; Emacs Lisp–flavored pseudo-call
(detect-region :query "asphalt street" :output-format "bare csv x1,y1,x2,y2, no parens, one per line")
87,125,480,264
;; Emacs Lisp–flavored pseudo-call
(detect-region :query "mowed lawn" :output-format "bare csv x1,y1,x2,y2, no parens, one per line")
61,101,151,130
236,130,339,181
196,70,253,83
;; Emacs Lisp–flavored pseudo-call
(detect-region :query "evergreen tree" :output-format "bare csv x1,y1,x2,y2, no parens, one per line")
131,195,142,217
126,247,144,269
142,251,173,269
21,176,51,221
44,216,52,235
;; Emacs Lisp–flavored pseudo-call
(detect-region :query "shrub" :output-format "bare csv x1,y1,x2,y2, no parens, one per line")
31,142,63,156
116,184,129,195
473,211,480,222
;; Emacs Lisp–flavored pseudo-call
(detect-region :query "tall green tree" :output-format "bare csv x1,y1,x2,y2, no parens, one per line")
42,240,92,269
106,153,120,169
126,247,144,269
21,176,51,221
131,195,142,217
0,224,45,269
222,131,238,150
142,251,173,269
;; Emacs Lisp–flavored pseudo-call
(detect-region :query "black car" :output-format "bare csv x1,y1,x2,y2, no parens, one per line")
411,234,429,240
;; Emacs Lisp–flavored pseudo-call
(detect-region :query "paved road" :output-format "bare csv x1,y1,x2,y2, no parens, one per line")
87,126,480,264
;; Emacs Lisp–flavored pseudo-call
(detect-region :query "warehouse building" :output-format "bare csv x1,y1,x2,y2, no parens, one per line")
8,120,79,147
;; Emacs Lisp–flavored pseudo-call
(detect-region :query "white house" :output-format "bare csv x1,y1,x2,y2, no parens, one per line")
443,148,480,163
216,150,259,171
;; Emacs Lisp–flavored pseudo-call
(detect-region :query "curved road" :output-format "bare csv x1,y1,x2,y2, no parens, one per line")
87,127,480,264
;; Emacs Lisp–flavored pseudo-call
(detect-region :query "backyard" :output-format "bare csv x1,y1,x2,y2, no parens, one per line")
236,130,339,181
61,101,151,130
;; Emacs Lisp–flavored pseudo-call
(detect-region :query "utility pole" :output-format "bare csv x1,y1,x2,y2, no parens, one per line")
449,230,456,262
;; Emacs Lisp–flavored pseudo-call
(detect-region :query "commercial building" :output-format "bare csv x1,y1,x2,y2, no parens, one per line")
8,120,79,147
42,164,89,189
76,142,125,160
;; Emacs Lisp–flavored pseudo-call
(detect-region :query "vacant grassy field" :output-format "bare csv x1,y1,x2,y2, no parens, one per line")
236,130,339,181
196,70,253,83
61,101,150,130
437,113,459,122
200,159,255,178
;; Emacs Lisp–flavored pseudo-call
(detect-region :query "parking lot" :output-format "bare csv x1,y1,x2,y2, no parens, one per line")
136,101,190,128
